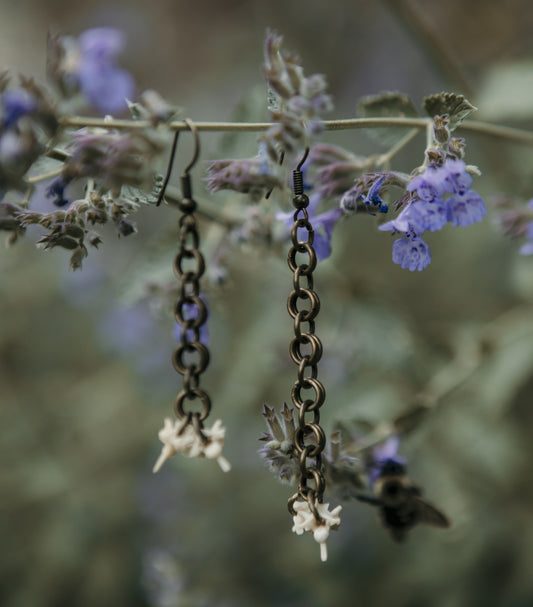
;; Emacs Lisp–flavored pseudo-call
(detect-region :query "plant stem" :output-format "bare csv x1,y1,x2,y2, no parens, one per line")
58,115,533,146
27,167,63,184
375,127,421,168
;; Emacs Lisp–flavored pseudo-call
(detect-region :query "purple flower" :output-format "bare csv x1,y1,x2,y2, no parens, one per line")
406,168,445,202
313,207,344,260
378,203,425,236
206,141,282,202
276,192,343,261
392,236,431,271
441,159,473,196
1,89,37,129
173,299,209,345
76,28,135,114
45,176,71,207
360,176,388,213
446,190,487,227
409,199,448,232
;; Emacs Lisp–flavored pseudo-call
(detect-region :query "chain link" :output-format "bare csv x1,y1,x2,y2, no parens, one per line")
287,163,328,515
172,173,212,427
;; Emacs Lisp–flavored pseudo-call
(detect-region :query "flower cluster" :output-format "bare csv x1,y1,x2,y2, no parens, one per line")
492,195,533,255
11,127,166,269
258,403,299,483
379,155,487,271
206,30,332,200
264,29,333,150
18,176,161,269
259,404,362,490
47,27,135,114
0,76,58,196
205,140,283,202
57,128,164,199
308,143,368,202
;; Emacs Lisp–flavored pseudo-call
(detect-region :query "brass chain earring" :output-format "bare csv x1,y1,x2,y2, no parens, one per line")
286,148,341,562
153,119,230,474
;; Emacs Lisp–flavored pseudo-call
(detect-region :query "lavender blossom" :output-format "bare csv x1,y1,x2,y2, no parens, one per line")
441,160,486,227
441,158,473,196
408,199,448,232
206,31,332,202
313,207,344,259
392,236,431,272
406,167,446,203
206,145,282,202
258,403,299,484
309,143,367,201
264,30,332,147
379,156,485,271
263,29,332,155
77,28,135,113
48,27,134,114
0,82,58,194
1,88,37,128
62,129,163,194
360,176,388,213
446,190,487,227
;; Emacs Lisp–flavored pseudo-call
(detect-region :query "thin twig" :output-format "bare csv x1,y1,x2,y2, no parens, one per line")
375,127,421,168
57,115,533,146
27,167,63,184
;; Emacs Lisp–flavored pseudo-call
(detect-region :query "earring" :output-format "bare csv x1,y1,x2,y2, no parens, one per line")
153,119,230,474
286,148,341,562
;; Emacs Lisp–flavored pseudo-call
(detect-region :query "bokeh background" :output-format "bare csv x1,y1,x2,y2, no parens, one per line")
2,1,533,605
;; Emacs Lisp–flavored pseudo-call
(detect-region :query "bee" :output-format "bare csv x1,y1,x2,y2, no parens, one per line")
356,459,450,542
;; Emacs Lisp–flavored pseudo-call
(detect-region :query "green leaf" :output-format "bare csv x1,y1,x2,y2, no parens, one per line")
121,174,164,206
357,91,420,146
423,92,477,130
476,60,533,122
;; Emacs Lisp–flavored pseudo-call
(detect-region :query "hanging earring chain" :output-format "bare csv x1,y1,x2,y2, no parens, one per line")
172,171,211,422
287,148,341,562
153,119,230,474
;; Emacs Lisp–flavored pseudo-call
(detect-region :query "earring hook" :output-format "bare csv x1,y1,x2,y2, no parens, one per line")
155,130,180,207
296,147,309,171
155,118,201,207
183,118,200,176
293,147,310,198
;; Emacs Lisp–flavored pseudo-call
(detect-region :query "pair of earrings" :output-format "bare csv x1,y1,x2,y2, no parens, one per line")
152,125,340,560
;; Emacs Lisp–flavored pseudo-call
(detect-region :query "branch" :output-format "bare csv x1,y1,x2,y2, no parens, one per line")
57,115,533,146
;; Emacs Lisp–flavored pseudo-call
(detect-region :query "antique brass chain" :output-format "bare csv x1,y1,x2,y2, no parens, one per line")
171,120,212,434
287,149,328,516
